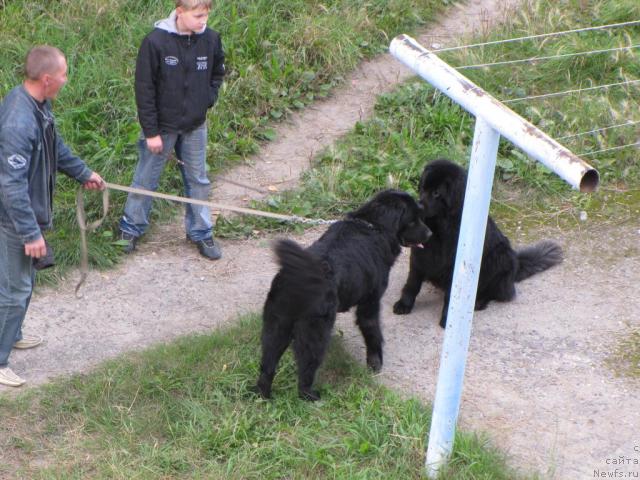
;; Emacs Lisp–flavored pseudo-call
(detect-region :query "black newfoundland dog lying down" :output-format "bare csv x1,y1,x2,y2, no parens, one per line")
254,190,432,401
393,159,563,328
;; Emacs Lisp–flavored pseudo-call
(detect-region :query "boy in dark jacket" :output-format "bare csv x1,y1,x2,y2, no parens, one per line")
119,0,225,259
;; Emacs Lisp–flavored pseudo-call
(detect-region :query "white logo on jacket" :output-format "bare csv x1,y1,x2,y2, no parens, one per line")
196,56,208,71
164,56,179,66
7,154,27,169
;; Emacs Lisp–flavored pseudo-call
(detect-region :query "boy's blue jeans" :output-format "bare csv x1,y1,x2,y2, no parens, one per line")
0,222,33,367
119,123,213,241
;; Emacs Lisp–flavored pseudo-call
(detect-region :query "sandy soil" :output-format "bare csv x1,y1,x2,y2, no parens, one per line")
3,1,639,479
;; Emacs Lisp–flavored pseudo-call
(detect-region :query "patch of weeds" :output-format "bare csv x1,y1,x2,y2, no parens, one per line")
608,329,640,379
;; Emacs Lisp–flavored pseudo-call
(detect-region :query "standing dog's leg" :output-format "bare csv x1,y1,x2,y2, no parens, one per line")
439,287,452,329
356,298,384,372
393,253,425,314
292,314,334,401
255,309,293,399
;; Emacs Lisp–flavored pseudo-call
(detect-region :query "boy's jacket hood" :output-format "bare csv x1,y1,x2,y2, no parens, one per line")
154,10,206,35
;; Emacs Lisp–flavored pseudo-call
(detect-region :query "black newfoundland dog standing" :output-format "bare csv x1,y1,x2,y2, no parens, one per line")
254,190,432,401
393,159,563,328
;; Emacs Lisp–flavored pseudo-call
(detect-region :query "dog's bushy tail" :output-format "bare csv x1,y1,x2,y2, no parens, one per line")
515,240,563,282
273,239,330,310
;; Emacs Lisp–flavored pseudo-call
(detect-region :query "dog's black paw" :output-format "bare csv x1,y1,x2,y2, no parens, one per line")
299,389,321,401
393,299,413,315
367,352,383,372
474,299,489,311
249,384,272,399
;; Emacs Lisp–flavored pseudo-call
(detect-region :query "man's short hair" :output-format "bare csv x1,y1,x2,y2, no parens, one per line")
24,45,64,81
175,0,212,10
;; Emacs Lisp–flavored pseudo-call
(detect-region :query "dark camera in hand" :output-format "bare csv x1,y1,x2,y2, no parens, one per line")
33,239,55,271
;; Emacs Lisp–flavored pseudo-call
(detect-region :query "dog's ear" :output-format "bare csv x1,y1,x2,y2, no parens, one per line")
419,159,468,216
431,169,466,215
351,191,408,233
397,195,418,226
381,193,409,233
448,172,467,214
419,167,433,200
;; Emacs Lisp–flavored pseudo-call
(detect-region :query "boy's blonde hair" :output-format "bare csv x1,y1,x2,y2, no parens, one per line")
175,0,211,9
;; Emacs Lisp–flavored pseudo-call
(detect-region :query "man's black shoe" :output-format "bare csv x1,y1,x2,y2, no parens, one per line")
120,232,138,254
188,237,222,260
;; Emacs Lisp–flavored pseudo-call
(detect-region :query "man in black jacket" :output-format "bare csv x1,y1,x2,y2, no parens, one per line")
119,0,225,259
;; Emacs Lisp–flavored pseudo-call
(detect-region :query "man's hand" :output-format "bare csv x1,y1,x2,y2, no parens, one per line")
83,171,106,191
25,236,46,258
146,135,163,155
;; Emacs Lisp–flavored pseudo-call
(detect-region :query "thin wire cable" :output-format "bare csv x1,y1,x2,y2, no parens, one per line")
457,44,640,70
559,120,640,140
433,20,640,53
578,141,640,157
503,79,640,103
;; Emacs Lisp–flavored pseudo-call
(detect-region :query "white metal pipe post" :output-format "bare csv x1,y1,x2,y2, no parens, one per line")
389,34,599,478
424,117,500,476
390,35,599,193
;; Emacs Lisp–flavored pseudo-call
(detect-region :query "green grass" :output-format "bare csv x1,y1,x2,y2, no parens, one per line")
608,328,640,379
0,0,447,281
0,314,533,479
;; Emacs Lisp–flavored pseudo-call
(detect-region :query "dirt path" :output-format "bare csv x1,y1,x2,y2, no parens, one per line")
340,222,640,479
4,1,640,479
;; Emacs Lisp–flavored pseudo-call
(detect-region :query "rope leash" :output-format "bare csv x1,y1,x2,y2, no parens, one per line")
74,182,336,296
103,182,332,223
75,187,109,297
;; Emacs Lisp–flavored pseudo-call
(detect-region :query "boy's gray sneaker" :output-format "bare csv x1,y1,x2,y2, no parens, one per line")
189,237,222,260
120,232,138,254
